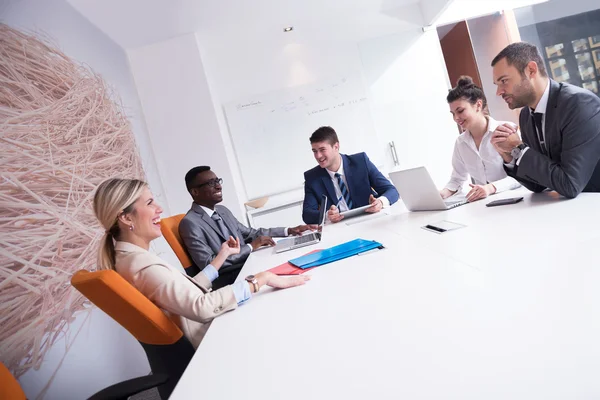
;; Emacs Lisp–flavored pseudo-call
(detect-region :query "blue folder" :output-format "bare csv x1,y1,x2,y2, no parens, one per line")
288,238,384,269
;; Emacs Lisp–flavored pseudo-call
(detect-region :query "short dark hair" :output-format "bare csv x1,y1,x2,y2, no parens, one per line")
491,42,547,77
446,75,488,112
185,166,211,192
310,126,339,146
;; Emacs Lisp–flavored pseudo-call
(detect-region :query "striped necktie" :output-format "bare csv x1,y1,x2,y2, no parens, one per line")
211,212,230,239
532,112,547,155
335,173,353,209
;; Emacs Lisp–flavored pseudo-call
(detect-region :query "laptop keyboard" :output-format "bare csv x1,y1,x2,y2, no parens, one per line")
293,234,317,245
445,199,468,208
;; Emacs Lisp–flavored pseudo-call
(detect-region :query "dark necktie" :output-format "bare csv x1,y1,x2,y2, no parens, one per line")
211,212,230,239
335,173,353,209
532,112,547,155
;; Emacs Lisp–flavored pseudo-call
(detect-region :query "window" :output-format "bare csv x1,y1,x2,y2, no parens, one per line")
514,1,600,96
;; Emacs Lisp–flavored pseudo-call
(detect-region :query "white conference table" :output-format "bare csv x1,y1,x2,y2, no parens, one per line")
171,189,600,400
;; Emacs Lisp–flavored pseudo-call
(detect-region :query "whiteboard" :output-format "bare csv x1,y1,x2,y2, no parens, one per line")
223,72,382,200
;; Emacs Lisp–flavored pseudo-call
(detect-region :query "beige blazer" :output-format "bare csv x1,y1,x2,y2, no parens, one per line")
114,241,238,348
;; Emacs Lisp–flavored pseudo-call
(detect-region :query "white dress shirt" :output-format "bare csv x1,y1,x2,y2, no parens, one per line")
515,79,550,165
445,116,521,193
200,205,288,251
326,162,390,212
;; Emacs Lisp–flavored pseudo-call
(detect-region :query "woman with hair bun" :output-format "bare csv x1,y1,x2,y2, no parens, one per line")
440,76,520,202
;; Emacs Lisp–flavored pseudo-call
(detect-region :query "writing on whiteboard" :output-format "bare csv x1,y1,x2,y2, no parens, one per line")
236,100,263,111
308,107,330,116
262,95,368,116
223,72,380,199
307,97,366,116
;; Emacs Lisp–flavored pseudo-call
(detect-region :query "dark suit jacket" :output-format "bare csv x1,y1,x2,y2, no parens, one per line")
179,203,286,286
302,152,399,224
506,79,600,198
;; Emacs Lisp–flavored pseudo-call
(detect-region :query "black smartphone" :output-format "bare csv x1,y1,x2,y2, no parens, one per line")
486,197,524,207
424,224,446,233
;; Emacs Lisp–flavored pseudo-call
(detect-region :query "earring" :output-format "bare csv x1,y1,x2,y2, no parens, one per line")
129,224,134,231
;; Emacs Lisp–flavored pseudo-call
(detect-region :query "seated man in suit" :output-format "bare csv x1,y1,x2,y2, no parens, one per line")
490,42,600,198
180,166,315,289
302,126,400,224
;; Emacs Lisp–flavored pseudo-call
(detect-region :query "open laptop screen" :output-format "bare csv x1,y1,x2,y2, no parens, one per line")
317,195,328,233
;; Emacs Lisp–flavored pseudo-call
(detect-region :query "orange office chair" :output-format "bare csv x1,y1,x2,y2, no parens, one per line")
71,269,194,400
161,213,240,289
0,362,26,400
160,214,194,270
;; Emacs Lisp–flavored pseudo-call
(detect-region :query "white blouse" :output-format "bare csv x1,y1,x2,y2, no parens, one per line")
444,117,521,193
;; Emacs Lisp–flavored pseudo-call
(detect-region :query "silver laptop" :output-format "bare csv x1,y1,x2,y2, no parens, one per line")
274,195,327,253
389,167,468,211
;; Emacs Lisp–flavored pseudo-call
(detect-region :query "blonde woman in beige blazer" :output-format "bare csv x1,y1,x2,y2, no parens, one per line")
93,178,310,348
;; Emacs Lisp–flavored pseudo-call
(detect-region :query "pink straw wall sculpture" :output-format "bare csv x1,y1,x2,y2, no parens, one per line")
0,23,145,378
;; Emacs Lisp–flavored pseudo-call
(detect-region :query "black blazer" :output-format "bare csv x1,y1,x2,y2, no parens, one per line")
507,79,600,198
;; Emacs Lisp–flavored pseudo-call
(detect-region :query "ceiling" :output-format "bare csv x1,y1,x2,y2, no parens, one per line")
67,0,425,49
66,0,550,50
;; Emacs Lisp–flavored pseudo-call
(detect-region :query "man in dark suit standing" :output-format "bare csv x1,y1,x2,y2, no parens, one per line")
180,166,315,289
490,42,600,198
302,126,399,224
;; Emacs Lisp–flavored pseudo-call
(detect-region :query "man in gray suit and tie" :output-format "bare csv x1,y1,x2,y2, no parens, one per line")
490,42,600,198
179,166,316,289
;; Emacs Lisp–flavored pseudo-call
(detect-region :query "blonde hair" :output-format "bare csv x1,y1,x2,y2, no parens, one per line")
93,178,147,270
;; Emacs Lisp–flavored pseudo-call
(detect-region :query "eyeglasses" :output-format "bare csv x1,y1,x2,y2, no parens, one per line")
195,177,223,189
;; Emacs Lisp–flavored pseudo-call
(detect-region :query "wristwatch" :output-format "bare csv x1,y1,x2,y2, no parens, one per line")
510,143,527,161
245,275,259,292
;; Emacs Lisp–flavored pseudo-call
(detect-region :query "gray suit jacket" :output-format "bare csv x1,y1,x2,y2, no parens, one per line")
506,79,600,198
179,203,286,275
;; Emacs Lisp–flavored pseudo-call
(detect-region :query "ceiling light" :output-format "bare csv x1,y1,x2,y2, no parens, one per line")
283,26,293,32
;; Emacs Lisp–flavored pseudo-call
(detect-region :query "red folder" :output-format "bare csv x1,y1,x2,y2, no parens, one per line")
268,249,322,275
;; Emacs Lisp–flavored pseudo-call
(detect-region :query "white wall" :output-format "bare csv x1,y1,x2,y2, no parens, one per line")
1,0,166,213
421,0,454,25
18,308,149,400
196,14,456,194
196,22,376,208
359,28,458,187
1,0,160,398
127,34,247,220
0,0,476,397
1,0,179,264
202,35,359,210
467,13,521,125
125,7,445,217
